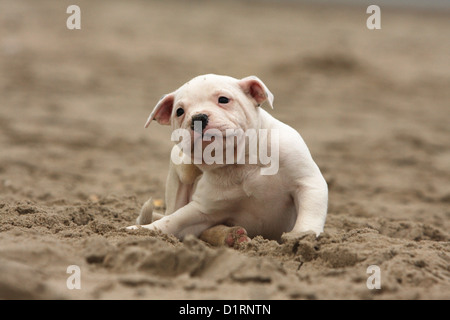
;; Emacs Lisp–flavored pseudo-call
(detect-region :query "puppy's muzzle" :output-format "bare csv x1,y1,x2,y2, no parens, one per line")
190,113,209,132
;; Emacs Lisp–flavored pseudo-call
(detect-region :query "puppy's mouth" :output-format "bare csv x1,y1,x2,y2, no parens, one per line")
191,126,227,146
190,122,238,156
188,116,242,156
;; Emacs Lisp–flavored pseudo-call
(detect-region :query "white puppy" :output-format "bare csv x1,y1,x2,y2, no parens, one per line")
128,74,328,246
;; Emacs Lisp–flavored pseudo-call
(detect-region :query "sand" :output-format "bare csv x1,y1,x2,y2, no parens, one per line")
0,0,449,299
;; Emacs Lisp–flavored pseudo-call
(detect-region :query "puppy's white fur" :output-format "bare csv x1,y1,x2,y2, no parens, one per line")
129,74,328,241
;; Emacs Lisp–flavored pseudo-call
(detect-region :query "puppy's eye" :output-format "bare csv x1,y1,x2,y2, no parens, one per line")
176,108,184,117
218,96,229,104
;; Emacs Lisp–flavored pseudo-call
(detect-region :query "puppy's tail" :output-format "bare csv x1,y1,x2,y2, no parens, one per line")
136,197,154,225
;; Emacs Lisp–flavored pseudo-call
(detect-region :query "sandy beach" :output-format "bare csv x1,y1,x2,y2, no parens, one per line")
0,0,449,299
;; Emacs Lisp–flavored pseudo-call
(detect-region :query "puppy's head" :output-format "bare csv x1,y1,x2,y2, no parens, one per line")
145,74,274,164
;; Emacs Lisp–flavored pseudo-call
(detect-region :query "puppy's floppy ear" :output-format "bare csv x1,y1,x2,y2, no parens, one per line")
144,93,175,128
238,75,274,109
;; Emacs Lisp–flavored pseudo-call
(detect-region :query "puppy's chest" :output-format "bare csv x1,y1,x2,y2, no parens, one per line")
194,172,285,212
242,175,280,199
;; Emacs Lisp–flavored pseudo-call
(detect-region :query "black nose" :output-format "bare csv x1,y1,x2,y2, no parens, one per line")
191,113,209,132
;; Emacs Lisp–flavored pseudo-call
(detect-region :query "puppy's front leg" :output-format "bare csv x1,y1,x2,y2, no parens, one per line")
287,176,328,238
129,202,221,240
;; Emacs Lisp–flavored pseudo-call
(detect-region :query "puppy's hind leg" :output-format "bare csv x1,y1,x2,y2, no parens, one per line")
199,225,250,248
135,198,165,225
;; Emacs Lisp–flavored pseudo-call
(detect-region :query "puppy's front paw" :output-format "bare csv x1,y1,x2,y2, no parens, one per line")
125,223,159,232
125,225,141,231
